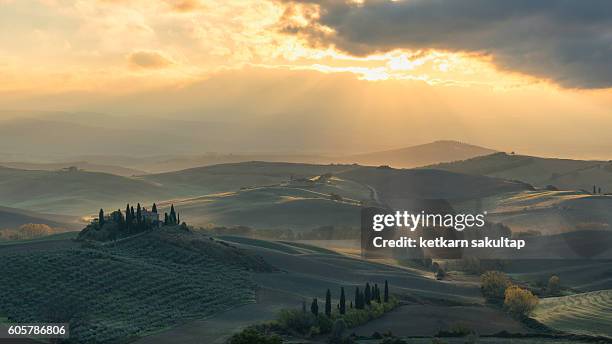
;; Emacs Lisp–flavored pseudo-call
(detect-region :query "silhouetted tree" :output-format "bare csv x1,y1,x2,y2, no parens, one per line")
374,284,381,303
164,212,169,225
170,204,177,225
98,209,104,227
117,209,125,230
593,185,597,194
365,283,371,306
384,280,389,303
136,203,142,226
339,287,346,315
152,203,158,213
325,289,332,316
125,204,132,230
310,298,319,316
354,287,361,310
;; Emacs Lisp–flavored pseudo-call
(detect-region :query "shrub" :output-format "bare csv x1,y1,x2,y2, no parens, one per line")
277,309,316,335
330,319,347,339
481,271,511,300
547,275,560,295
227,327,282,344
504,285,538,318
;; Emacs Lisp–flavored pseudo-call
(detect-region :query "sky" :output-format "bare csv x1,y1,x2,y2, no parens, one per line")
1,0,612,158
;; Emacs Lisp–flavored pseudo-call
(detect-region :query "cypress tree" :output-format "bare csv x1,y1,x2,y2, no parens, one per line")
384,280,389,303
118,209,125,230
164,212,169,225
177,213,180,224
310,298,318,316
354,287,361,310
99,209,104,227
325,289,332,316
339,287,346,315
136,203,142,225
375,284,381,303
350,301,353,309
152,203,158,213
125,204,131,229
365,283,371,305
169,204,176,225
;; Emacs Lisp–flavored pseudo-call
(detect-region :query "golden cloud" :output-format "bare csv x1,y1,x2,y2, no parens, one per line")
127,50,175,69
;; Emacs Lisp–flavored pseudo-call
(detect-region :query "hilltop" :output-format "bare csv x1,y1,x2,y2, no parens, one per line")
0,227,272,344
340,140,496,168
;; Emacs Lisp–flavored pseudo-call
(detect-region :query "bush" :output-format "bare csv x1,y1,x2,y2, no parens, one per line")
504,285,538,318
330,319,347,339
547,275,560,295
481,271,511,300
227,327,282,344
277,309,316,335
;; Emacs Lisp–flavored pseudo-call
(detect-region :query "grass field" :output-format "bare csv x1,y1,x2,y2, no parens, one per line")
532,290,612,338
158,185,362,230
0,228,271,343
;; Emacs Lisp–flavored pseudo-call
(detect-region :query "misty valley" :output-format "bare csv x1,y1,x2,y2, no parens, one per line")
0,140,611,344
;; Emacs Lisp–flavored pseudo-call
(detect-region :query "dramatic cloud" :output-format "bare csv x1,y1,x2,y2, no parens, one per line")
127,50,174,69
278,0,612,88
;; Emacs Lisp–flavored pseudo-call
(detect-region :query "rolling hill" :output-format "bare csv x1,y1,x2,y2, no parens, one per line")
0,228,272,344
139,161,360,197
156,184,364,230
533,290,612,338
0,161,145,176
431,152,612,192
340,140,496,168
0,166,172,215
336,165,532,208
0,205,81,230
479,189,612,235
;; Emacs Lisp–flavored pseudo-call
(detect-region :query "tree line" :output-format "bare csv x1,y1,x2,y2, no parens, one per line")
95,202,183,236
309,280,390,317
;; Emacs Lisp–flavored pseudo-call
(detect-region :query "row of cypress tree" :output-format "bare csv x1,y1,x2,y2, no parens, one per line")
309,280,390,317
97,202,180,233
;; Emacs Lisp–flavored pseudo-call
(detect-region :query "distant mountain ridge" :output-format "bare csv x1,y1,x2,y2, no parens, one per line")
0,161,145,177
340,140,496,168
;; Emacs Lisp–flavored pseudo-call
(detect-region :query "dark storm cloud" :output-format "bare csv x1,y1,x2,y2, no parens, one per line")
278,0,612,88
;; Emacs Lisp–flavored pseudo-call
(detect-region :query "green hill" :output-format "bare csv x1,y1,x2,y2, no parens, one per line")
430,152,612,192
0,228,272,343
157,185,363,230
337,166,532,206
0,166,171,215
533,290,612,338
139,161,359,197
481,190,612,235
